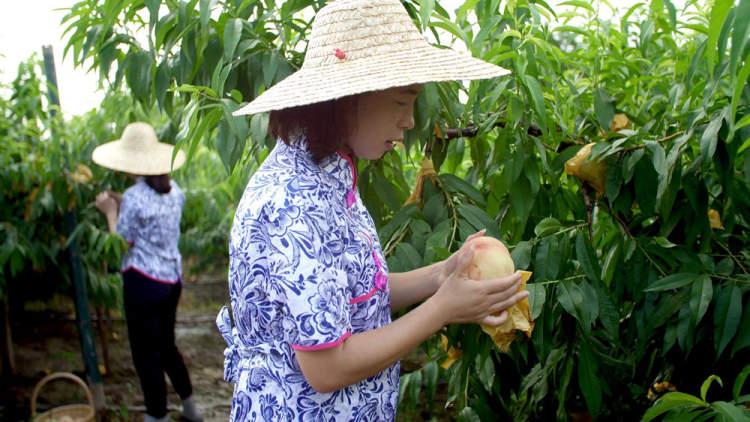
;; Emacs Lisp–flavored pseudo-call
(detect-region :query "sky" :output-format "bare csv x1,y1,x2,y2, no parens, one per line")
0,0,104,117
0,0,686,118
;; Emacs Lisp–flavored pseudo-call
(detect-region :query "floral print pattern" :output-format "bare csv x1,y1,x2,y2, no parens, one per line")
117,178,184,283
217,140,399,421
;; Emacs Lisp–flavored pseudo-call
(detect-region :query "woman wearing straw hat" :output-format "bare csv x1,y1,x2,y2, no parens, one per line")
216,0,528,420
92,122,203,422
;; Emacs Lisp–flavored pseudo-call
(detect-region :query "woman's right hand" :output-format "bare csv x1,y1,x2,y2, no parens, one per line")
431,244,528,327
106,190,123,205
95,192,118,216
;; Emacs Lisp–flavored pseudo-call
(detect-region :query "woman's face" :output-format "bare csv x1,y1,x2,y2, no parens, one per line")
345,85,420,160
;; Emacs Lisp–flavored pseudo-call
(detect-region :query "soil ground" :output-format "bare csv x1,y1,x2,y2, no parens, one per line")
1,275,451,421
1,277,232,421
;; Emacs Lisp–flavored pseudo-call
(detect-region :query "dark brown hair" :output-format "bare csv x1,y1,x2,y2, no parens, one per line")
268,95,359,163
145,174,172,194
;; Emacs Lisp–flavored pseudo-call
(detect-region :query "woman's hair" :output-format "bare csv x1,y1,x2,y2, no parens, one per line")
268,95,359,163
145,174,172,194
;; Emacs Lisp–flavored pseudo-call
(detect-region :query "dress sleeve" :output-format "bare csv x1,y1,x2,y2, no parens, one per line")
254,198,351,351
116,192,139,244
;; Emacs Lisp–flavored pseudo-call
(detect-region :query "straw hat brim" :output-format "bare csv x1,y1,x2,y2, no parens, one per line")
233,45,510,116
91,140,186,175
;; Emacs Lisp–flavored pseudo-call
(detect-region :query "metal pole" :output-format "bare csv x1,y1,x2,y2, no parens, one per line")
41,45,105,411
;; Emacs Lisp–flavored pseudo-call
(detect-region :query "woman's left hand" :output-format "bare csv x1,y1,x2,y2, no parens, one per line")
437,229,486,288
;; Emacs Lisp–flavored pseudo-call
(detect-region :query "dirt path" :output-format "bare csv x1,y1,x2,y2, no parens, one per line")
2,278,233,421
2,276,449,421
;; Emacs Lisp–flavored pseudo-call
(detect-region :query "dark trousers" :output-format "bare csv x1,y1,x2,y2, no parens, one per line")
123,269,193,418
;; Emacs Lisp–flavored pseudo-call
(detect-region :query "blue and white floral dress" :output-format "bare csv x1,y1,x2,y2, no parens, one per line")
117,178,184,283
217,140,399,421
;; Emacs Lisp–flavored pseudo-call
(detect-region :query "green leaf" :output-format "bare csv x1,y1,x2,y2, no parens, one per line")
711,401,750,422
578,341,602,417
372,170,403,212
457,407,481,422
524,75,548,132
739,137,750,155
559,0,596,13
155,62,170,109
396,243,422,270
731,0,750,73
534,217,561,237
126,50,153,103
379,205,417,243
644,273,699,292
199,0,211,31
457,204,498,238
600,243,620,287
145,0,160,30
706,0,733,68
440,174,486,206
634,157,657,215
700,375,723,401
714,285,742,356
731,56,750,132
734,365,750,401
262,51,280,87
250,112,269,144
736,114,750,131
576,231,601,284
527,283,546,320
689,275,713,329
535,236,560,281
642,393,706,422
420,0,435,30
654,236,677,248
701,114,724,162
623,149,644,183
511,241,532,270
223,18,243,61
645,141,669,206
732,303,750,356
398,371,412,404
558,280,598,332
596,284,619,339
477,354,495,393
594,87,615,130
423,361,438,403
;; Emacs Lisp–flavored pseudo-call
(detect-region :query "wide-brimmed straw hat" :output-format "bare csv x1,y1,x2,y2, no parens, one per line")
91,122,186,175
233,0,510,116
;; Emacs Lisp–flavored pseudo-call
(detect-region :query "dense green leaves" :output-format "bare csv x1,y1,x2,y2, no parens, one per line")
54,0,750,420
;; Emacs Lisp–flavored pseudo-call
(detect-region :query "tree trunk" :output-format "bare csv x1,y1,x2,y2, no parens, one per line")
95,306,110,375
0,295,15,377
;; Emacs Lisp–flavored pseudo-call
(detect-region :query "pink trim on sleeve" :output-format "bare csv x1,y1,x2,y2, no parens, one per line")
292,331,352,351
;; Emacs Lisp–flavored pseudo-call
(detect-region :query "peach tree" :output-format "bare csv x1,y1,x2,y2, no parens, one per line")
62,0,750,419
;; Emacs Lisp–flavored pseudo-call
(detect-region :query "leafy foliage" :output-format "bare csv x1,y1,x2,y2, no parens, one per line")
59,0,750,419
0,58,132,308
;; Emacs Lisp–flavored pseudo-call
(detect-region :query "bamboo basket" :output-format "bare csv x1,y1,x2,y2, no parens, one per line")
30,372,95,422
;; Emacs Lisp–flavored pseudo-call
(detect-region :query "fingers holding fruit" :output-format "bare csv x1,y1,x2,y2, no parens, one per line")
435,241,528,326
435,235,536,351
439,229,486,285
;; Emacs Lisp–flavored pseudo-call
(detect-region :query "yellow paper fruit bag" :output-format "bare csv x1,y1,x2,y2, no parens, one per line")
464,237,535,352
